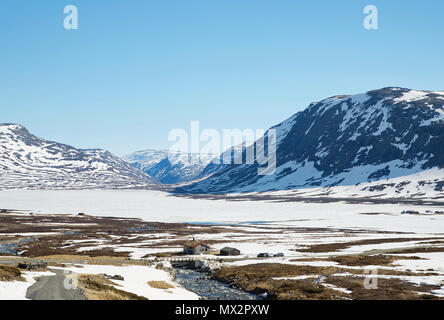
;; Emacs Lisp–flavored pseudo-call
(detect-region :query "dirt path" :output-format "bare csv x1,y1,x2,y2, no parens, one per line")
26,269,86,300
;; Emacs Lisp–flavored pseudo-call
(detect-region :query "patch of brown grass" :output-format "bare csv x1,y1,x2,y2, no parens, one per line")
383,247,444,254
298,238,443,253
147,281,175,289
214,263,347,279
0,265,25,282
418,240,444,245
327,254,423,267
291,257,325,263
211,263,441,300
78,274,148,300
212,263,353,299
79,248,131,258
46,262,67,268
142,251,182,259
212,264,349,299
270,280,346,300
33,255,145,266
326,276,443,300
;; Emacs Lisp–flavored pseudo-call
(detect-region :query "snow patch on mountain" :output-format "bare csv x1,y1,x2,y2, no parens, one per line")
276,167,444,201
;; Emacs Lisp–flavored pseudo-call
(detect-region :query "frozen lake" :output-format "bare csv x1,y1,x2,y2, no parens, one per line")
0,190,442,234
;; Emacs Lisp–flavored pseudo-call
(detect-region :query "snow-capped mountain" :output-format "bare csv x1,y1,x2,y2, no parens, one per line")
176,88,444,195
123,149,217,184
0,124,157,190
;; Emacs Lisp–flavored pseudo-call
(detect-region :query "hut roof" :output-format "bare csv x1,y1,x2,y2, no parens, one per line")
184,241,210,248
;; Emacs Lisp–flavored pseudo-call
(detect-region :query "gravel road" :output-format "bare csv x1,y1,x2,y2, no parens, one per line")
26,269,86,300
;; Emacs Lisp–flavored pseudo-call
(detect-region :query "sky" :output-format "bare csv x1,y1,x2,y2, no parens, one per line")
1,0,443,156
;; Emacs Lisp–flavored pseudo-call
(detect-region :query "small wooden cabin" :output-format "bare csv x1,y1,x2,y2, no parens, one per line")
220,247,241,256
183,241,211,255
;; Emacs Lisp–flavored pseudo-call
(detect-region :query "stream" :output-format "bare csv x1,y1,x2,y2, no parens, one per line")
174,268,262,300
0,238,34,255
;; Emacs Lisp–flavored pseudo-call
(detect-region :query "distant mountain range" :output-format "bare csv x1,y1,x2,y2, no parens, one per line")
122,150,217,184
175,88,444,197
0,124,157,190
2,87,443,200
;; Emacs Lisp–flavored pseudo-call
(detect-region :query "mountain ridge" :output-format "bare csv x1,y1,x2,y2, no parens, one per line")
2,87,443,196
175,87,444,194
0,123,157,190
122,149,217,184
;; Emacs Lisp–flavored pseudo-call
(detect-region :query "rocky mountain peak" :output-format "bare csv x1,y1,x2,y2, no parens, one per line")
176,87,444,194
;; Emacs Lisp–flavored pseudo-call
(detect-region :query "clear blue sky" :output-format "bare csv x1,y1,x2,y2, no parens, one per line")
1,0,443,155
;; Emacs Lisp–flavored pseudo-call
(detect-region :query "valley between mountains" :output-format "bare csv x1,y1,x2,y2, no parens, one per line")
0,87,443,300
1,87,443,203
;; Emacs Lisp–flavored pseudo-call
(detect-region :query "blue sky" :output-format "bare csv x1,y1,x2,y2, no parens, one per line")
1,0,443,155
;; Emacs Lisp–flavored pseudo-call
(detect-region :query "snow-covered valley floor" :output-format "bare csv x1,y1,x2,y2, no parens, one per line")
0,190,442,232
0,190,443,300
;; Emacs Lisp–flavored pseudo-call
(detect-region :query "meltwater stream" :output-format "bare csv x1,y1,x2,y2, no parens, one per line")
174,268,262,300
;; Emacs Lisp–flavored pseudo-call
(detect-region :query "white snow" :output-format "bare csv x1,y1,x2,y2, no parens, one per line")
393,90,430,103
322,283,353,294
0,270,55,300
420,108,444,126
393,253,444,273
0,190,443,234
